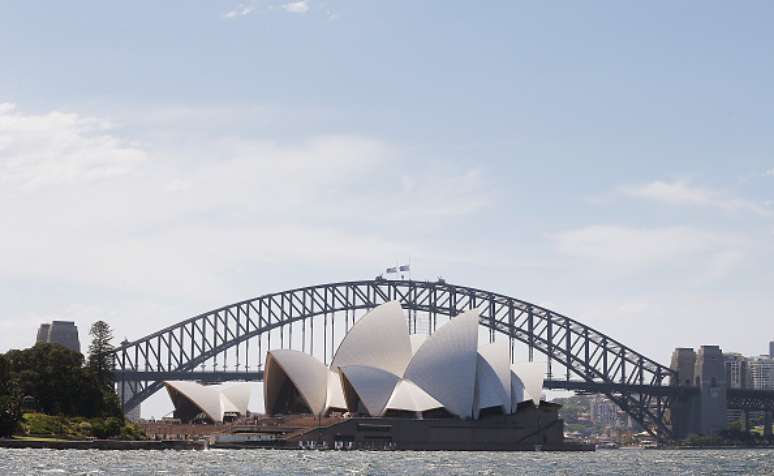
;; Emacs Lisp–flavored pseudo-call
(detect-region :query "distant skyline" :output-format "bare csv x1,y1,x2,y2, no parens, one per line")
1,1,773,416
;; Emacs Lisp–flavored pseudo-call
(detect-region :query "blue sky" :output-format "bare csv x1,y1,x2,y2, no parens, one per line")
1,1,773,415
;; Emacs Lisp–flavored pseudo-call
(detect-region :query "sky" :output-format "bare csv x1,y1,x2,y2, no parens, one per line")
1,1,773,417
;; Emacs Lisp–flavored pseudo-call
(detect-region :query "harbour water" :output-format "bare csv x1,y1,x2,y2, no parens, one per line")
1,448,774,475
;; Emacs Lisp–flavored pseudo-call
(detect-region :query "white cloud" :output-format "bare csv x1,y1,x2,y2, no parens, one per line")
223,3,255,19
623,180,709,206
617,299,649,315
553,225,745,274
282,1,309,14
705,249,745,280
621,180,772,217
164,178,191,193
766,168,774,177
0,103,147,188
0,104,491,306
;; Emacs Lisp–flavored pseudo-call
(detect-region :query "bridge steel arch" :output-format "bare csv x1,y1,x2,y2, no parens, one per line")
110,279,677,439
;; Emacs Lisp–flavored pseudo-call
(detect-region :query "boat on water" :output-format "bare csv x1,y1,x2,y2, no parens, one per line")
596,441,619,450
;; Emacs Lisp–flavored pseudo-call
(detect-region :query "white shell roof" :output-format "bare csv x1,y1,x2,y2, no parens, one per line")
478,340,512,413
511,361,545,407
325,369,347,412
165,381,222,422
221,384,252,415
220,393,240,415
409,335,427,355
510,373,525,408
265,349,329,416
404,309,480,419
385,379,443,413
474,354,508,417
331,301,413,376
340,365,400,416
260,302,549,421
164,381,252,423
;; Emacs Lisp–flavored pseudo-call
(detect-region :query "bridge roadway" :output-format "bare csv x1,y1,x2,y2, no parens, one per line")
112,369,774,412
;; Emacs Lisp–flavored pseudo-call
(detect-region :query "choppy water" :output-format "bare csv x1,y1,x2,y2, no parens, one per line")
1,448,773,475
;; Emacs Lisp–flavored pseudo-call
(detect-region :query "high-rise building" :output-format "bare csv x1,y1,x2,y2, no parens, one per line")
34,321,81,354
769,340,774,358
750,356,774,390
35,324,51,344
723,353,751,389
723,353,751,426
589,395,621,427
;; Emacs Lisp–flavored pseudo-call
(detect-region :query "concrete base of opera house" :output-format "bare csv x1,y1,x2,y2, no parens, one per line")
133,403,593,451
281,402,591,451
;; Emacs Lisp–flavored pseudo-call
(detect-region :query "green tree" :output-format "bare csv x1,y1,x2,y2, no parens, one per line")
0,354,22,437
87,321,115,387
4,344,121,418
5,344,84,416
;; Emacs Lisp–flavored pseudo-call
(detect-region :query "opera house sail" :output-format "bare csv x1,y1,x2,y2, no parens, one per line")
163,381,252,424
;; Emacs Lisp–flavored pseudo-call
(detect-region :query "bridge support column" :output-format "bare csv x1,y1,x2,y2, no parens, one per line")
694,346,727,435
670,391,700,440
669,348,699,439
116,380,141,421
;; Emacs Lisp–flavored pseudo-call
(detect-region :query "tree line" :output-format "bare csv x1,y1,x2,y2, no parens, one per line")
0,321,121,437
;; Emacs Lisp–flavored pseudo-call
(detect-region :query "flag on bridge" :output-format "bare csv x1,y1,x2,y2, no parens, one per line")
386,267,398,274
399,264,410,272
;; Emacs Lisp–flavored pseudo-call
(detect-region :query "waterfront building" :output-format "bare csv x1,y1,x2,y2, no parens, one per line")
258,302,563,450
263,302,544,420
723,353,751,389
750,356,774,391
34,321,80,353
723,353,751,425
589,396,622,427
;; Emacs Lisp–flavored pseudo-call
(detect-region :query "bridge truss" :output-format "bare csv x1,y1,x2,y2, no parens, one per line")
110,279,677,439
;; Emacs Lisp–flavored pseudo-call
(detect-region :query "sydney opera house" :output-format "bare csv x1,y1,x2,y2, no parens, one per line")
163,302,568,449
262,302,566,450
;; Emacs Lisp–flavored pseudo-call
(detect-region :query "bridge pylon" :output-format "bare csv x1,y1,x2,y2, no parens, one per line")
669,346,728,439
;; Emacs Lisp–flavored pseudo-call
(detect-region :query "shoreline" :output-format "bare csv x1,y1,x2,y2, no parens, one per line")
0,438,594,451
4,439,772,452
664,445,774,450
0,438,205,451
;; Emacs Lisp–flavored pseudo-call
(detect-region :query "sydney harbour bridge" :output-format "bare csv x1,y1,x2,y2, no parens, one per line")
109,279,774,442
